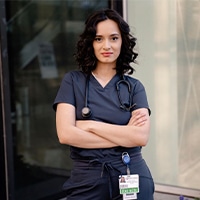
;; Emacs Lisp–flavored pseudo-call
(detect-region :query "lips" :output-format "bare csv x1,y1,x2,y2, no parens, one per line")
101,52,113,56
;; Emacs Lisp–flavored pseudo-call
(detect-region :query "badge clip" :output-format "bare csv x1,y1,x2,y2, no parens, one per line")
122,152,131,175
122,152,130,165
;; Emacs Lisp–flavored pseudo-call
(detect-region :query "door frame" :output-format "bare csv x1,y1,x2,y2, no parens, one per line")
0,0,15,199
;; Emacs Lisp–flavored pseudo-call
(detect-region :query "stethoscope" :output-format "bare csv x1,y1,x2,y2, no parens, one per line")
82,74,136,118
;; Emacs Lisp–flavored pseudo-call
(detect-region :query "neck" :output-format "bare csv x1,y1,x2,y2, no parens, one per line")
93,64,116,77
92,69,116,80
92,69,116,88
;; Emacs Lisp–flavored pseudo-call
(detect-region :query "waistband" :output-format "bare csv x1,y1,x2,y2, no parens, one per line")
73,151,142,168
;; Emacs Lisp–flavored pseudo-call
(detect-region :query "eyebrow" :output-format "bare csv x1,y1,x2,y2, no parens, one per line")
95,33,120,37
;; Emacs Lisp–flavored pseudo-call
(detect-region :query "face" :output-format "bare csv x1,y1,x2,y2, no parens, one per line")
93,19,122,66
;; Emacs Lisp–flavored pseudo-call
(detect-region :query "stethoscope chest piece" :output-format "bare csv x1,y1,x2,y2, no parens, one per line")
82,107,92,118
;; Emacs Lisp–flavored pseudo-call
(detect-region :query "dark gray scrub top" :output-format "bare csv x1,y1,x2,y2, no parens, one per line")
53,70,150,160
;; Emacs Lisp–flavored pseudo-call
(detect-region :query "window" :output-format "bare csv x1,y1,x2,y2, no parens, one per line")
127,0,200,195
6,1,110,199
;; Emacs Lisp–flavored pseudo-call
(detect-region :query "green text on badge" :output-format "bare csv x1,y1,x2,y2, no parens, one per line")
120,187,139,194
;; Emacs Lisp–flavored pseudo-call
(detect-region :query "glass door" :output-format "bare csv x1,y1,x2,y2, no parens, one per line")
6,1,111,199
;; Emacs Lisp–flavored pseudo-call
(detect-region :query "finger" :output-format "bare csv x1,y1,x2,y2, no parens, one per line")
129,112,142,122
134,117,147,126
129,113,146,125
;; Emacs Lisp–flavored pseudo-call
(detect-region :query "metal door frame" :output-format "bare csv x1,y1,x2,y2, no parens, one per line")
0,0,15,199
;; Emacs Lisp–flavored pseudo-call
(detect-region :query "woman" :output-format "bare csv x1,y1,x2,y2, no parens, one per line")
53,9,154,200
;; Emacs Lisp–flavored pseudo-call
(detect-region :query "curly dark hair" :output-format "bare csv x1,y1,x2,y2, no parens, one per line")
74,9,138,75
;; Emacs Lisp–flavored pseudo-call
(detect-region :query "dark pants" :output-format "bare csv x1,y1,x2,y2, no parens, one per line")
63,152,154,200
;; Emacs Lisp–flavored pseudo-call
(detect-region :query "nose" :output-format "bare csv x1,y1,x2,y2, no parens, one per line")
103,39,111,50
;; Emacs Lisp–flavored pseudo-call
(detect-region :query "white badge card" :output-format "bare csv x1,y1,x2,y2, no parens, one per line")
123,193,137,200
119,174,139,194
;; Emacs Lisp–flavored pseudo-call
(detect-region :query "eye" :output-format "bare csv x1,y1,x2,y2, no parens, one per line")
111,36,119,41
94,37,102,42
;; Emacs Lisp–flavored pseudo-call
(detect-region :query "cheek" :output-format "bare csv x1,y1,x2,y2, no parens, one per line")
116,44,122,56
93,49,98,58
93,44,99,55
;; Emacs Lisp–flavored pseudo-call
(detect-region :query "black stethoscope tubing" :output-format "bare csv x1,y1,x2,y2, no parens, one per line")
82,74,136,118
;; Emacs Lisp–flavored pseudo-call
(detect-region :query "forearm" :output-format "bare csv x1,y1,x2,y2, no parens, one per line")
56,103,118,149
57,123,118,148
89,121,149,147
77,108,150,147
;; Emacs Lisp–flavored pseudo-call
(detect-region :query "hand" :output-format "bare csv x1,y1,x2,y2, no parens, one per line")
128,110,148,127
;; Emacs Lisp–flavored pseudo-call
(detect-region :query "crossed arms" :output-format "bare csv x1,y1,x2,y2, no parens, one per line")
56,103,150,149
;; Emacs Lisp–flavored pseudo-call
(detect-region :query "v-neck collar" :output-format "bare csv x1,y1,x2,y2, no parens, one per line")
90,73,120,89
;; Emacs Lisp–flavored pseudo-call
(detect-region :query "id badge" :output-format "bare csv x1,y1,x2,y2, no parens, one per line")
119,174,139,200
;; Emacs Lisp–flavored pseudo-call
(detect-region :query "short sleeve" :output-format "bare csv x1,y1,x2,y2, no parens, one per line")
53,72,75,111
131,79,151,115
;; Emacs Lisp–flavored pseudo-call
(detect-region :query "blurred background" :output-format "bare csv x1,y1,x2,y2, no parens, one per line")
0,0,200,199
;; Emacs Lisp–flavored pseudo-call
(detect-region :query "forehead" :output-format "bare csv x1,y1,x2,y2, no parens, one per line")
96,19,121,35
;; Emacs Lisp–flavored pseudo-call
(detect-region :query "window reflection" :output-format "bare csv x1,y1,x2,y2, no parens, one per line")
6,0,109,199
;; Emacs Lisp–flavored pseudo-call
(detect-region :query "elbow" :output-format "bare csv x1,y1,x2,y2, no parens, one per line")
125,131,150,148
126,138,148,148
58,136,66,144
57,130,71,145
137,131,149,147
140,136,149,147
136,125,150,147
56,126,78,146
